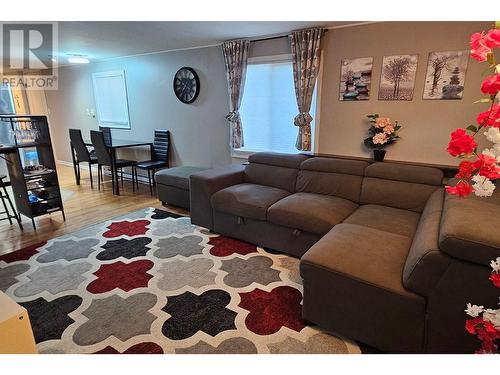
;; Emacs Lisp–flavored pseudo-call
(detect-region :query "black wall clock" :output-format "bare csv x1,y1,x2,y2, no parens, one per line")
173,67,200,104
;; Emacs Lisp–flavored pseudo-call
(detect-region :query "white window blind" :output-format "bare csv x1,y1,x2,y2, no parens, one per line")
92,70,131,129
238,58,316,154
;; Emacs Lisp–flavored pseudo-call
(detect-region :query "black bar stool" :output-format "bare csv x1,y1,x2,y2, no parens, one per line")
0,175,23,230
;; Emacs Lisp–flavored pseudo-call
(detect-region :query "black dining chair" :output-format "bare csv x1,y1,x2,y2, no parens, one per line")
99,126,112,147
69,129,98,188
133,129,170,195
90,130,137,193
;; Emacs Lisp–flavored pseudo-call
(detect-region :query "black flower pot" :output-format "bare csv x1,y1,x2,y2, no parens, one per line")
373,149,386,162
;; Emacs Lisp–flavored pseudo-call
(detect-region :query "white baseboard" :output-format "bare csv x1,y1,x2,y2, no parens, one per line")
56,160,153,185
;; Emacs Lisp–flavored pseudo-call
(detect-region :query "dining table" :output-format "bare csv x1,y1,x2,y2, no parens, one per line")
72,138,153,196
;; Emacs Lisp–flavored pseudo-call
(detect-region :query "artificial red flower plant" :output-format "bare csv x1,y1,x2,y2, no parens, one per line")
446,22,500,198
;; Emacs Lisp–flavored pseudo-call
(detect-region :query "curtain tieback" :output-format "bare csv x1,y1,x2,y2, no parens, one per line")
225,111,241,123
294,112,313,127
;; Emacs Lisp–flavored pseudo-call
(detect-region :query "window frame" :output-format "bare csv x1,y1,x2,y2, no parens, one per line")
92,70,131,129
232,54,321,159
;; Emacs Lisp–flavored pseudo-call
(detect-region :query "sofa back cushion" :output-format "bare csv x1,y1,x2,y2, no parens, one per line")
403,189,451,296
296,158,369,202
439,191,500,266
244,152,309,193
360,162,444,212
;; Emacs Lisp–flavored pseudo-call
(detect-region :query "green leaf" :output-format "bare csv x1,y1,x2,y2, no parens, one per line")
495,20,500,29
487,53,496,66
466,125,478,133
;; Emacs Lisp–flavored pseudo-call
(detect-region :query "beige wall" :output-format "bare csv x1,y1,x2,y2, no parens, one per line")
318,21,493,166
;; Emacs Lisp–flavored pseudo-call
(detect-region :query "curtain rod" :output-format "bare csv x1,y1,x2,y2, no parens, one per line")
250,28,329,43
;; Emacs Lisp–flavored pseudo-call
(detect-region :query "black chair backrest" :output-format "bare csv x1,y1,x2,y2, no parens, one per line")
90,130,112,166
69,129,91,162
99,126,112,147
153,129,170,163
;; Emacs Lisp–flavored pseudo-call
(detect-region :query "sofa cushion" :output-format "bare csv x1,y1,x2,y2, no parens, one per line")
343,204,420,238
403,189,451,296
300,223,425,352
267,193,358,235
244,164,299,193
248,152,309,169
439,192,500,266
300,157,368,176
155,166,208,189
296,171,363,203
364,162,443,186
295,158,368,203
360,177,439,213
302,223,415,296
211,183,290,221
360,162,443,213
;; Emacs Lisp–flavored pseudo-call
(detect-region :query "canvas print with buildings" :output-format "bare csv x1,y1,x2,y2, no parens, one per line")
423,50,469,100
339,57,373,101
378,54,418,100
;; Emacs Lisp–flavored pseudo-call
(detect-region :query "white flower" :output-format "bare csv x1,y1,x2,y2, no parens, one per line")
472,175,496,197
484,127,500,144
483,309,500,328
372,133,388,145
494,143,500,155
482,148,500,162
491,257,500,273
465,303,485,317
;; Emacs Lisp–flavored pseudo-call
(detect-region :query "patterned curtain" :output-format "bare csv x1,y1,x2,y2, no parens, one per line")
290,28,323,151
222,39,250,149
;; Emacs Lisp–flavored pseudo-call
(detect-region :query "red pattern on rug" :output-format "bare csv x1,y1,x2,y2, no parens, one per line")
208,236,257,257
87,260,154,293
0,241,46,263
94,342,163,354
103,220,150,238
239,286,305,335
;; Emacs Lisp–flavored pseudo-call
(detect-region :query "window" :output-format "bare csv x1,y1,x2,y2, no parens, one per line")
237,56,316,154
92,70,131,129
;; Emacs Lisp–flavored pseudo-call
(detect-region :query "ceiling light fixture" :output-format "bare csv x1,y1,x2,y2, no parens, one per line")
67,56,89,64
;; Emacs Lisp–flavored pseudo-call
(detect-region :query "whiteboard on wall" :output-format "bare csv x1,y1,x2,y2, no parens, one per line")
92,70,131,129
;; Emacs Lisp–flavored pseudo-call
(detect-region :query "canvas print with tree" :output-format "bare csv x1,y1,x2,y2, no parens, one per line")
423,50,469,100
378,54,418,100
339,57,373,101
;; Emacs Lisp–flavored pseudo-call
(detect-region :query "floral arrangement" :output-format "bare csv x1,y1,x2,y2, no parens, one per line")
364,114,401,149
465,257,500,353
445,24,500,198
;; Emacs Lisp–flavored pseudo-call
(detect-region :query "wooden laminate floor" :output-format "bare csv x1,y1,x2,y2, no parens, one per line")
0,164,188,256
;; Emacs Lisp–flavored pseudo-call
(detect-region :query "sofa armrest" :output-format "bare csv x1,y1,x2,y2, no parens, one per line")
439,192,500,266
190,164,245,230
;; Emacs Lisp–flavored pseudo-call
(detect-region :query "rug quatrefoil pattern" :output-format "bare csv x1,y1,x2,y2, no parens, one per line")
0,208,360,354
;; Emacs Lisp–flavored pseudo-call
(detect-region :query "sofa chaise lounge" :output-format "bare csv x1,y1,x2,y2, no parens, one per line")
190,152,500,353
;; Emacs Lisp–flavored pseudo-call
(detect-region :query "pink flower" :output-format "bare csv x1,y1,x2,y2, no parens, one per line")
383,124,395,134
447,128,477,157
375,117,392,129
473,154,500,180
480,74,500,96
446,180,474,198
372,132,388,145
485,28,500,48
470,32,492,62
476,104,500,128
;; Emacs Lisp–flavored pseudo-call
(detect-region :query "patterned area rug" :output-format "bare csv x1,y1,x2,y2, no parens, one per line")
0,208,360,354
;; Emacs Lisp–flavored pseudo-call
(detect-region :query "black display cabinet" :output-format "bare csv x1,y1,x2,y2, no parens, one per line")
0,115,65,229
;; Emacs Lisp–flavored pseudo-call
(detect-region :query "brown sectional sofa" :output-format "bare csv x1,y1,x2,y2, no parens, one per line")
190,152,500,353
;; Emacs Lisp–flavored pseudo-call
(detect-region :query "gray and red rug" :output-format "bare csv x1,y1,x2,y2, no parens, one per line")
0,208,360,354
